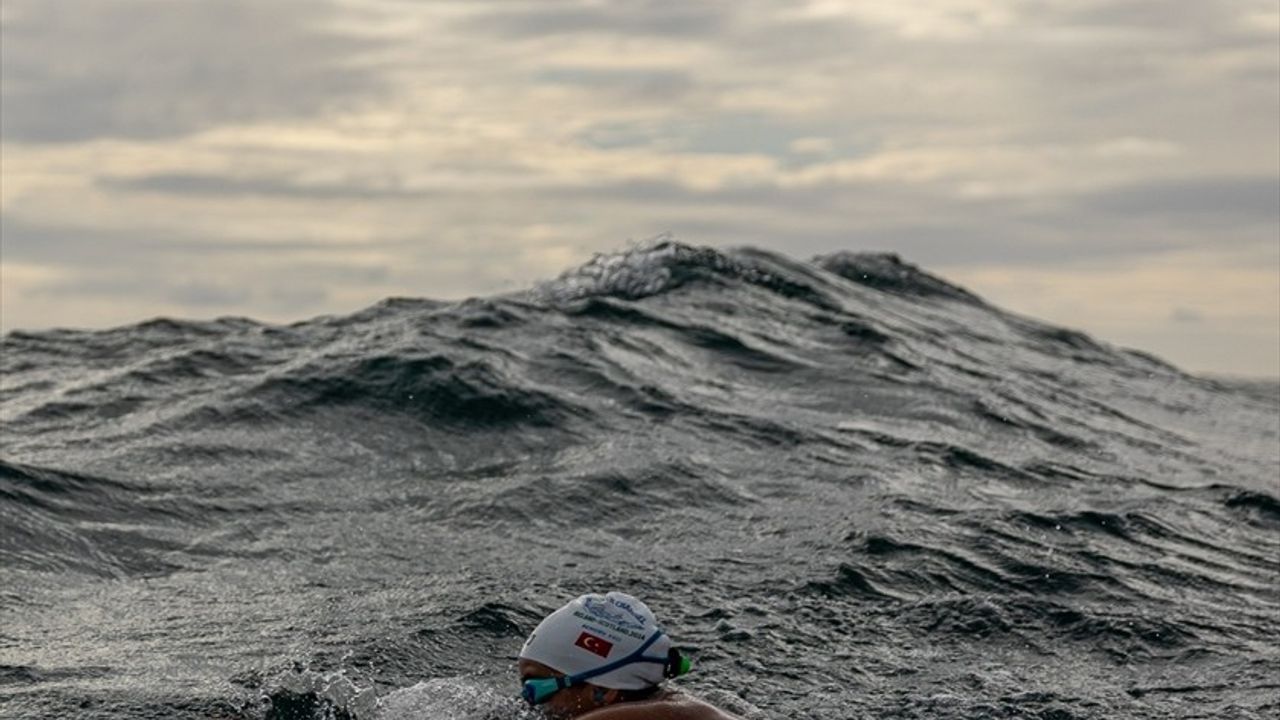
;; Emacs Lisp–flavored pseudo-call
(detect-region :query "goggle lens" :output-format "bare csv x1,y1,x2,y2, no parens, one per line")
522,677,565,705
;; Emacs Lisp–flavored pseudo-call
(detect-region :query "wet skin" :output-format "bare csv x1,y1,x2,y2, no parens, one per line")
518,659,743,720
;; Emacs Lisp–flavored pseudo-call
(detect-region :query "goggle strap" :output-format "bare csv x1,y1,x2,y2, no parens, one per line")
563,629,667,685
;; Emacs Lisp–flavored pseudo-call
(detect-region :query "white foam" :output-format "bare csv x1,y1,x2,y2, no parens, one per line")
536,239,685,303
376,677,537,720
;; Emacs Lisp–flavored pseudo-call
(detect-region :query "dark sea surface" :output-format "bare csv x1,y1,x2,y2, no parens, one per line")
2,241,1277,720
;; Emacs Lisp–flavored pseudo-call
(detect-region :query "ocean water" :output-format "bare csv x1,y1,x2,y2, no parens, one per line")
2,241,1277,720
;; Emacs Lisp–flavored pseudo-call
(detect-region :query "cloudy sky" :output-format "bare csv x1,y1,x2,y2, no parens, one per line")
2,0,1277,376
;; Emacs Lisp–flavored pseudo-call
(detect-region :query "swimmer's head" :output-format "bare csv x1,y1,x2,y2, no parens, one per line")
518,592,689,717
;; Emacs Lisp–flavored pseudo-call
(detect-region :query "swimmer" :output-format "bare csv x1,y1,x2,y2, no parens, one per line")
518,592,744,719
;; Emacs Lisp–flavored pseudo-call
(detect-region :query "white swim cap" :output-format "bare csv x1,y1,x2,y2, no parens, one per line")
519,592,672,690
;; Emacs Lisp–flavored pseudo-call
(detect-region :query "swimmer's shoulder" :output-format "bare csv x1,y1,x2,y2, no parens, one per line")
580,689,745,720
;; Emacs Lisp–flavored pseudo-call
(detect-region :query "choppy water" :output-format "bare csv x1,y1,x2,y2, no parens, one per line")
2,241,1277,719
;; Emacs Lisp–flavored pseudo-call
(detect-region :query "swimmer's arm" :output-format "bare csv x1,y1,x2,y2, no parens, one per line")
579,707,677,720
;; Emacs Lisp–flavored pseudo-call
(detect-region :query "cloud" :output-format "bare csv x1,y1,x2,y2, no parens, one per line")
532,66,697,104
0,209,555,330
0,0,386,143
0,214,368,267
1171,307,1204,324
1075,175,1280,222
1,0,1277,374
1040,0,1268,37
572,113,879,165
165,282,253,308
1091,137,1183,159
83,168,1275,275
944,244,1279,373
0,213,388,323
457,0,728,39
98,172,433,200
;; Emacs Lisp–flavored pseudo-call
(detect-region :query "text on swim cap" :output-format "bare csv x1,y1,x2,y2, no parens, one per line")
572,610,647,640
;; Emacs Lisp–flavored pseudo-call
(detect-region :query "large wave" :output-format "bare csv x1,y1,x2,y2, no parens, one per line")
2,241,1276,719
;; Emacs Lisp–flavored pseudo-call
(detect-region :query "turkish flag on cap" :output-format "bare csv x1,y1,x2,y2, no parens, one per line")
574,631,614,658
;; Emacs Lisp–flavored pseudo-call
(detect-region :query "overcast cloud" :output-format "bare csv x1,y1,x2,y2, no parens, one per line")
2,0,1277,376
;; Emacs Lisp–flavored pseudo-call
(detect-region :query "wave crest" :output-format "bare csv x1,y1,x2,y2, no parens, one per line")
535,237,838,310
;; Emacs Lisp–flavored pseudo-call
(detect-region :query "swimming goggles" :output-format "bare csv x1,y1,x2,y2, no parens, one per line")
521,630,692,706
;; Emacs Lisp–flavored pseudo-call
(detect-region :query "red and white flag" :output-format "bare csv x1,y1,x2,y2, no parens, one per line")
573,631,614,658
